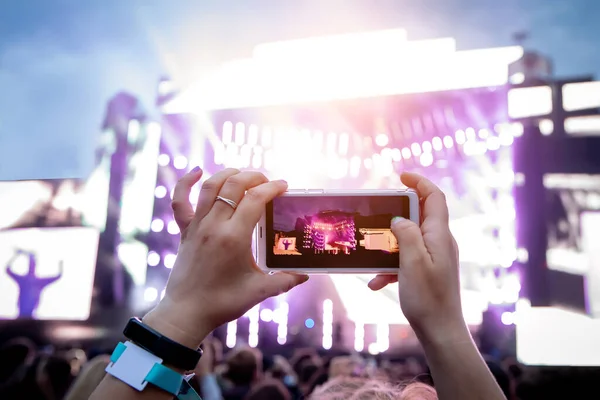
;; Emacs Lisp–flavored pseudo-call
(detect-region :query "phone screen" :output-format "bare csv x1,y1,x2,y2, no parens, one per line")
265,195,410,269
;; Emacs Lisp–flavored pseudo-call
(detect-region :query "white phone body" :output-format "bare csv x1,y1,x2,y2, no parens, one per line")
256,189,419,274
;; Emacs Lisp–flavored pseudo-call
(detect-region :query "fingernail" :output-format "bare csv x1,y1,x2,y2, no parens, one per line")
277,179,288,185
302,275,309,282
191,166,201,173
391,216,405,226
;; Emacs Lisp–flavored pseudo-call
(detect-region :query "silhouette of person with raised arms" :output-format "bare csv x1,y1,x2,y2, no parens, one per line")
5,249,63,318
282,239,291,250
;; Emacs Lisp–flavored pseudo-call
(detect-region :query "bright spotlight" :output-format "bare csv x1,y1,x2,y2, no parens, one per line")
173,155,188,170
158,154,170,167
154,186,167,198
144,287,158,302
147,251,160,266
164,253,177,269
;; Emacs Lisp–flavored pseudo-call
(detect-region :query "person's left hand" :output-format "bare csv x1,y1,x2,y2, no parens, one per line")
144,167,308,349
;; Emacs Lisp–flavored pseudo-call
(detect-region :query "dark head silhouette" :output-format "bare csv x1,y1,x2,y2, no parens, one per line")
5,249,63,318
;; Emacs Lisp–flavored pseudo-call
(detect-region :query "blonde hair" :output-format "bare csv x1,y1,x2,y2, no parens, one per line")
311,377,437,400
63,355,110,400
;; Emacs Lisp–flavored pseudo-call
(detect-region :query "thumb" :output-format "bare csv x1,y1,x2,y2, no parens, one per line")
390,217,429,267
255,272,309,301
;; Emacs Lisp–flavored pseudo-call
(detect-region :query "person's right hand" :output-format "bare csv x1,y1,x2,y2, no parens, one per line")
368,172,464,342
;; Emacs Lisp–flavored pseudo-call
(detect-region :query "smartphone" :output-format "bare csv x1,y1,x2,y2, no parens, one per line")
256,189,419,274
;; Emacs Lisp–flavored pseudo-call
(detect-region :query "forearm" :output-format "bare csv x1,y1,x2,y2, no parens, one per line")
417,323,506,400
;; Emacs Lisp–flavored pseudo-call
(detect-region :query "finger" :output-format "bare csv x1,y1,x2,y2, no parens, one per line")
368,274,398,291
390,216,430,267
233,180,288,229
208,171,269,220
171,166,203,231
195,168,240,220
400,172,449,224
254,272,309,302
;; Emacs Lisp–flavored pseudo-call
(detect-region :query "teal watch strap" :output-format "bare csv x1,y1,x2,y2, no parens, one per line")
145,363,183,395
109,342,202,399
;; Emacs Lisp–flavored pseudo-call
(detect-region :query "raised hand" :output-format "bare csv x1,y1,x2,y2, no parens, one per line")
145,168,309,348
368,172,463,340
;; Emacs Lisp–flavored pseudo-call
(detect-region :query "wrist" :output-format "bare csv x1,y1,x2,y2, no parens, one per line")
413,317,472,349
142,300,213,350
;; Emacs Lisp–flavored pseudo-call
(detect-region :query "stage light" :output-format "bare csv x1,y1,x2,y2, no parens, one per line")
422,141,432,153
144,287,158,302
305,318,315,329
517,248,529,263
222,121,233,144
322,299,333,349
235,122,246,146
478,128,490,139
375,133,389,147
455,130,466,145
260,308,273,322
248,305,260,348
465,127,476,141
167,220,180,235
150,219,164,232
511,122,524,137
173,155,188,170
154,185,167,199
410,143,422,157
401,147,411,159
354,322,365,352
363,158,373,170
147,251,160,267
157,154,170,167
226,320,237,348
376,323,390,352
164,253,176,269
432,137,443,151
486,137,501,151
247,124,259,146
391,148,401,162
443,135,454,148
276,301,289,344
539,119,554,135
368,343,380,355
420,152,434,167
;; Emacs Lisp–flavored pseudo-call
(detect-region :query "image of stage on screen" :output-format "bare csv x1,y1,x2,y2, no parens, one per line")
272,196,406,259
273,211,398,256
0,227,99,321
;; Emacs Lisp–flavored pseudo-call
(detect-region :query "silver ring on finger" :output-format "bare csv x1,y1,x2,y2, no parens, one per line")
215,195,238,210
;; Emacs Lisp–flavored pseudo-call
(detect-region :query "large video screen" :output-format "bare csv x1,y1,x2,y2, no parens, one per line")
0,227,99,320
516,174,600,366
0,178,108,231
